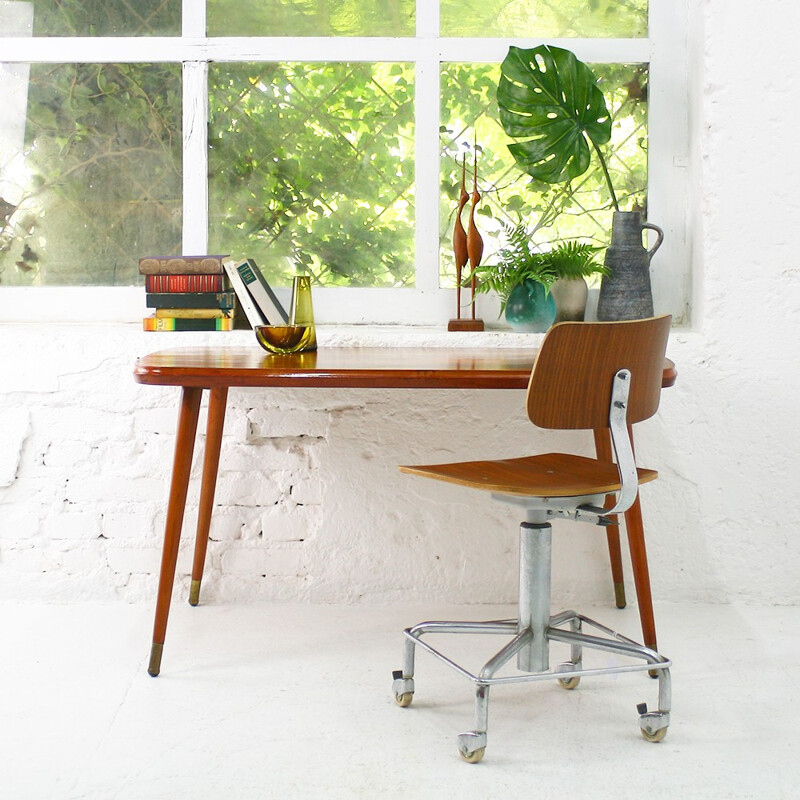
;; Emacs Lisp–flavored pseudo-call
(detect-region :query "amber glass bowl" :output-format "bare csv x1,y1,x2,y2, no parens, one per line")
255,324,313,354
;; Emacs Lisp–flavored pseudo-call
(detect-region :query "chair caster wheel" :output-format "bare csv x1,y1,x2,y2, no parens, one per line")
555,662,581,690
460,747,485,764
457,732,487,763
641,726,668,743
638,705,669,742
394,691,414,707
392,671,414,707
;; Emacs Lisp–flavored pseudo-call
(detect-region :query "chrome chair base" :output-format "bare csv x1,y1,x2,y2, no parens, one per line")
392,516,671,762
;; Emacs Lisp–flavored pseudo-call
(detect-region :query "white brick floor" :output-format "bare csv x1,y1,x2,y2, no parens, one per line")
1,601,795,799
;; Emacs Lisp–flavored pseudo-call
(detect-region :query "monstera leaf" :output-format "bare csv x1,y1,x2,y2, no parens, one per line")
497,45,618,208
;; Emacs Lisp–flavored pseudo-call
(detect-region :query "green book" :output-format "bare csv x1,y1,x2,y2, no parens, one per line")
235,259,289,324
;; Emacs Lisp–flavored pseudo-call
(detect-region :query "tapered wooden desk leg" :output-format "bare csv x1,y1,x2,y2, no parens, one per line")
189,386,228,607
593,429,627,609
624,492,658,652
624,423,657,652
148,387,203,677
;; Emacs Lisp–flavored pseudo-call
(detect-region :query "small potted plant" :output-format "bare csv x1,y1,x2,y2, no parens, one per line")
544,241,607,322
474,224,607,330
472,222,557,331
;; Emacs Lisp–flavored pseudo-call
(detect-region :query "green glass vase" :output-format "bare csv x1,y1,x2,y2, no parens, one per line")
289,275,317,351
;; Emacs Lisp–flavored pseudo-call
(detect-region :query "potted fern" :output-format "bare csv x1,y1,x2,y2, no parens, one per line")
472,222,555,331
474,224,604,330
544,241,607,322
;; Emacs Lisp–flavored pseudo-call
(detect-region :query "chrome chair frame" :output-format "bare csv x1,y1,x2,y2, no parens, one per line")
392,370,672,763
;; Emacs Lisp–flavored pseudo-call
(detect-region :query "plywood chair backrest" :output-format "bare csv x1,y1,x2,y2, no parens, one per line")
526,315,672,430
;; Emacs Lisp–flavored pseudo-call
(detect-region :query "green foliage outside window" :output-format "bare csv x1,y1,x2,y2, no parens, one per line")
439,62,647,287
4,0,645,39
440,0,647,38
20,0,180,36
207,62,415,288
0,0,648,289
207,0,415,37
0,62,181,286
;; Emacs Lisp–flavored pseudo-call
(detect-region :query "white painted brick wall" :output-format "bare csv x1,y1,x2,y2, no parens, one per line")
102,510,156,540
0,408,29,487
1,314,799,607
2,1,800,607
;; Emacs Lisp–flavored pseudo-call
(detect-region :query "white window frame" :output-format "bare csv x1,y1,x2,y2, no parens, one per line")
1,0,689,325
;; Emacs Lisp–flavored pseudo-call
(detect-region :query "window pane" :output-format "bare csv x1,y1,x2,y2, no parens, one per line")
0,0,180,37
0,1,32,36
208,0,415,37
441,0,648,38
208,63,415,288
440,62,648,287
0,63,182,286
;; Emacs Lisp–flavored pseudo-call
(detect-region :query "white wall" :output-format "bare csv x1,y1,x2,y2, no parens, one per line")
1,0,798,608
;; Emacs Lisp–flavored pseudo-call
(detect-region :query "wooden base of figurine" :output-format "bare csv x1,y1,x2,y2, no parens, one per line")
448,318,485,332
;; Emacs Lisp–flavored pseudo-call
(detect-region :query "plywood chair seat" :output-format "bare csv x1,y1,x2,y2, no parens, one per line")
400,453,657,499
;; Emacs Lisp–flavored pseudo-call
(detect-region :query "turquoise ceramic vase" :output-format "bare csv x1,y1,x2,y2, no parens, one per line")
505,279,556,332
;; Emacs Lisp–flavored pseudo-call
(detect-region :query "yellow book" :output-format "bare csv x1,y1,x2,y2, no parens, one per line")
154,308,233,319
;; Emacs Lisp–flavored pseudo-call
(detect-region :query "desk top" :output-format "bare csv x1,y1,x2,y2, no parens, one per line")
134,346,677,391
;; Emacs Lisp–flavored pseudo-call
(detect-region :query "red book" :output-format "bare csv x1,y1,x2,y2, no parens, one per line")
144,274,226,293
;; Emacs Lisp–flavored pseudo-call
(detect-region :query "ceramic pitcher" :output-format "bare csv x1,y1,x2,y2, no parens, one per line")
596,211,663,321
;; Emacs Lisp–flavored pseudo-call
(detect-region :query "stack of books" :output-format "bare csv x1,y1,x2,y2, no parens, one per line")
141,255,290,331
141,255,235,331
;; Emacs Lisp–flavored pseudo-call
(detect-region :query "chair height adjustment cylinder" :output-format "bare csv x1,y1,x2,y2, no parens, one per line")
517,520,552,673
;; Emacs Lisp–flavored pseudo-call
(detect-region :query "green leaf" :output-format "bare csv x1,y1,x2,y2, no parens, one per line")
541,240,608,279
497,45,612,186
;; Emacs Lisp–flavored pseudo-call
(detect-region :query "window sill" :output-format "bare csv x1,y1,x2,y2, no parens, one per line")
0,318,692,346
315,324,546,348
0,319,544,347
0,320,694,397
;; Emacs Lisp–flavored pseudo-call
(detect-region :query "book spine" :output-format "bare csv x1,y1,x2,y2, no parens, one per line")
145,291,236,309
236,260,289,324
138,255,229,275
222,260,266,329
143,316,234,331
145,274,225,293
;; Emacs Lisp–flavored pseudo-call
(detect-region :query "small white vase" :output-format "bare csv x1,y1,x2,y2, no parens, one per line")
550,277,588,323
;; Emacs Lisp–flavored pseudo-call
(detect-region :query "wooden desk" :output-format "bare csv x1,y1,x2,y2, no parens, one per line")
134,346,676,676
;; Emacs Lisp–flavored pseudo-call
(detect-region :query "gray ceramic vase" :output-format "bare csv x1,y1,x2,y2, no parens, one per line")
597,211,663,321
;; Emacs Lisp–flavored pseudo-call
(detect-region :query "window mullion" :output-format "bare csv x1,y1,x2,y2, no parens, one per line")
415,0,441,292
183,0,205,38
182,61,209,255
416,0,439,36
2,37,649,66
436,38,650,64
180,1,208,255
646,0,689,322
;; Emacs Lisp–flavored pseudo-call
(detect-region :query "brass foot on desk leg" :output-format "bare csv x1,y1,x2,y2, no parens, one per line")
614,581,627,609
189,579,201,607
148,643,164,677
